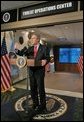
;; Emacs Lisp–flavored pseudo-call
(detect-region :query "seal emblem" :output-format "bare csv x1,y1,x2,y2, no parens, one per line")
16,56,26,68
3,12,10,22
15,94,67,120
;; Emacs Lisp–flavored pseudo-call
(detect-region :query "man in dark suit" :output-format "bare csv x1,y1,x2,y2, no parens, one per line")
16,32,50,112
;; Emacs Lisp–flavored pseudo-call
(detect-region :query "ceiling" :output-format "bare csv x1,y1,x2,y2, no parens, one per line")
1,1,46,11
21,22,83,45
1,1,83,45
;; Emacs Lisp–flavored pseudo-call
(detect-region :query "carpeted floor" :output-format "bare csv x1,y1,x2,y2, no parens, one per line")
1,88,83,121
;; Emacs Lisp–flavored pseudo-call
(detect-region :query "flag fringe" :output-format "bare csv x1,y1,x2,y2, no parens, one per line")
8,86,16,92
1,86,16,93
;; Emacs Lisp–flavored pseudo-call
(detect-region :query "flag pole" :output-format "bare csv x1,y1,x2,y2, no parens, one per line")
8,31,16,92
1,31,16,93
4,31,6,37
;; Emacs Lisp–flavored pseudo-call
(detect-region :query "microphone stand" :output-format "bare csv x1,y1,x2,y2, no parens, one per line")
15,50,30,114
15,48,35,120
22,47,31,114
23,60,35,121
15,48,30,113
25,65,30,114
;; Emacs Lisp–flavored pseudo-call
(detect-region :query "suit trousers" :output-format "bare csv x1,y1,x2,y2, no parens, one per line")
29,67,46,108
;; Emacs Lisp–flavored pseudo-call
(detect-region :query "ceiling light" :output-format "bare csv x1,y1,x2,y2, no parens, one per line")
65,26,68,29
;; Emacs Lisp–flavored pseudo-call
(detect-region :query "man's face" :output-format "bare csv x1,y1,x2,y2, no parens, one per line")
31,34,39,45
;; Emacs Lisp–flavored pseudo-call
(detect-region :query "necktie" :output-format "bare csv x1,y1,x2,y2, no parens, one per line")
34,45,38,58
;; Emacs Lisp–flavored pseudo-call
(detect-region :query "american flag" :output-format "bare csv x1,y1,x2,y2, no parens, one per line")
1,36,11,92
77,55,83,76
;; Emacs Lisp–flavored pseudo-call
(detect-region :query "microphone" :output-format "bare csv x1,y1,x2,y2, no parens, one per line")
14,47,27,56
15,49,19,53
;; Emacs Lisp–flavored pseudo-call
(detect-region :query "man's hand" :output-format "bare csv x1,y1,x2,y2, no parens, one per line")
41,60,47,66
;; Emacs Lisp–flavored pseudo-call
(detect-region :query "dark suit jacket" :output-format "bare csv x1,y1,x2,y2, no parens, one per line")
16,44,50,76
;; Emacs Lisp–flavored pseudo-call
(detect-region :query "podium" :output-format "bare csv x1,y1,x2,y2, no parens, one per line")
10,58,42,67
10,57,42,114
